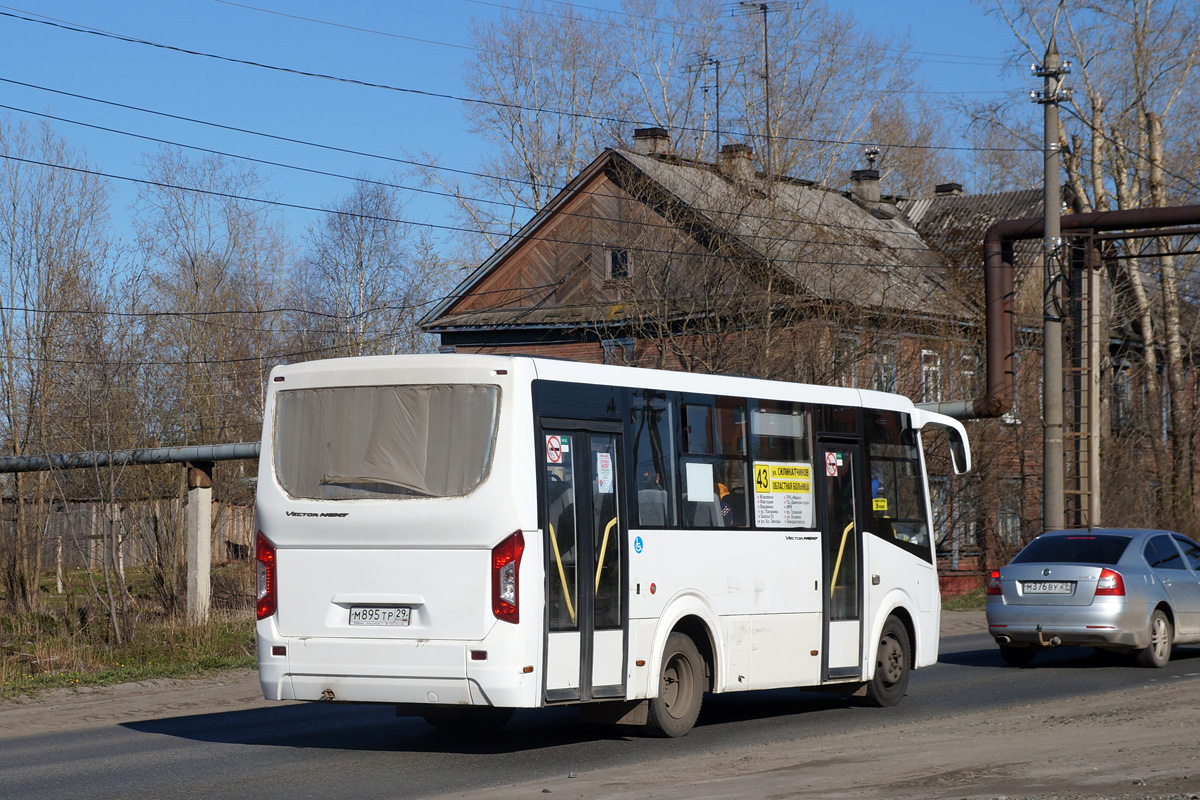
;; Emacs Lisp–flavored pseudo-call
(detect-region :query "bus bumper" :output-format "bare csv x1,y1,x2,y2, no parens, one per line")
256,621,539,708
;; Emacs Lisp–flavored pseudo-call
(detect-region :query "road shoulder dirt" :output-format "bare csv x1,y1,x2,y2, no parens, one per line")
435,674,1200,800
5,611,1199,799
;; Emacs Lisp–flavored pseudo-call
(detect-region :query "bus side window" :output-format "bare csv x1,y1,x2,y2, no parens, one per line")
632,391,677,528
681,460,724,527
864,410,930,551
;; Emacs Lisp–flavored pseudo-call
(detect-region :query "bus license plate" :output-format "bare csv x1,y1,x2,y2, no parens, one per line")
1022,581,1073,595
349,606,411,626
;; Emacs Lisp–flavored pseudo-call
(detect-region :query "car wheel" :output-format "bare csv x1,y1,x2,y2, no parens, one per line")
644,632,704,737
863,616,910,707
998,644,1036,667
1135,609,1173,668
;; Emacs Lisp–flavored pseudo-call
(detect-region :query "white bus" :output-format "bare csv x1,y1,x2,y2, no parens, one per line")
255,354,970,736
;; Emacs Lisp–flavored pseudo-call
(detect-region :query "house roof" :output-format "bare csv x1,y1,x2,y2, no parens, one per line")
900,189,1044,269
422,148,1037,334
618,150,956,314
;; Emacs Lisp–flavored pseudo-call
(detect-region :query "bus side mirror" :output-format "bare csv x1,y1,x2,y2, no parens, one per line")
913,411,972,476
946,428,969,475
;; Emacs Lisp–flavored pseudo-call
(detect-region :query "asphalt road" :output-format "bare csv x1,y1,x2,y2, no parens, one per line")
7,628,1200,800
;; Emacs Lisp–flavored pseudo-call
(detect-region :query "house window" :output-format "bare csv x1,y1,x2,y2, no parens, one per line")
602,338,635,365
932,478,979,554
997,483,1021,546
835,335,859,388
607,249,630,280
959,352,978,396
1111,360,1130,431
1002,351,1021,425
920,349,941,403
870,341,896,393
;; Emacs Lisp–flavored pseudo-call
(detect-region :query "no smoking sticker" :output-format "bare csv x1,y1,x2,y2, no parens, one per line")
546,435,563,464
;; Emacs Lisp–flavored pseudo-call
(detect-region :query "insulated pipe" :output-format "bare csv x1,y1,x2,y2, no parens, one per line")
0,441,261,474
920,204,1200,420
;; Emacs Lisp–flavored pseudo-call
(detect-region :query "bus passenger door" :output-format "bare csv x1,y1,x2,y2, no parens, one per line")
819,442,863,679
541,426,627,702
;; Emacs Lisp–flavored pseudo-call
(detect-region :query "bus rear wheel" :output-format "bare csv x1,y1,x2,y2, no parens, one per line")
645,632,704,737
863,616,910,707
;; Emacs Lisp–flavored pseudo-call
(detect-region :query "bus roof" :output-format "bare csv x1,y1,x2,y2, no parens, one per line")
268,353,916,413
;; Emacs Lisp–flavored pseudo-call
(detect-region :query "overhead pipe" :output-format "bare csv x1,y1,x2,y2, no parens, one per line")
921,204,1200,420
0,441,261,474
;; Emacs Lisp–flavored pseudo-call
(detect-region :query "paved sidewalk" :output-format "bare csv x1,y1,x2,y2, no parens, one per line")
940,608,987,637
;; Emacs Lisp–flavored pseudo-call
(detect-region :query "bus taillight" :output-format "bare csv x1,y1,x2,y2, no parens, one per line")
492,531,525,624
256,531,277,620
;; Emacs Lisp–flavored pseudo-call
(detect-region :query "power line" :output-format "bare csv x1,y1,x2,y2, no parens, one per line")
0,97,998,259
0,8,1030,156
477,0,1011,68
209,0,480,52
1,148,1017,272
0,77,488,182
0,76,1035,247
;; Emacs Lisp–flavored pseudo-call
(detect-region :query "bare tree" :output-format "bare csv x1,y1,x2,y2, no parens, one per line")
133,148,287,447
299,178,446,357
0,118,112,613
446,0,938,255
986,0,1200,529
47,270,152,642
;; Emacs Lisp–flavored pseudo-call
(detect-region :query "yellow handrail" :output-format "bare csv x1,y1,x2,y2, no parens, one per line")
595,517,618,593
830,520,855,599
548,522,576,624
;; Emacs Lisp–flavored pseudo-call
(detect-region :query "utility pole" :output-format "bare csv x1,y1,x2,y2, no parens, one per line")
693,54,722,154
738,2,773,176
1031,38,1071,532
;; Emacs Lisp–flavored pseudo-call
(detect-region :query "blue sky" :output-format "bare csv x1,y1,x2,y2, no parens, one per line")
0,0,1032,257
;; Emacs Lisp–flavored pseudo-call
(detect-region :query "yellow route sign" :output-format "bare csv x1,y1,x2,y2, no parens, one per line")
752,461,813,528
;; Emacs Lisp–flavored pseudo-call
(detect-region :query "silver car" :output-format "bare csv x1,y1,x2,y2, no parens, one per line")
986,528,1200,667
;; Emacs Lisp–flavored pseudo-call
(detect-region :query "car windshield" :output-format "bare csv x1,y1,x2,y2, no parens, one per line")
1010,534,1131,565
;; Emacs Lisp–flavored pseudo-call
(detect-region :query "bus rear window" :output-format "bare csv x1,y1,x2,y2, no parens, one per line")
273,384,500,500
1011,534,1131,565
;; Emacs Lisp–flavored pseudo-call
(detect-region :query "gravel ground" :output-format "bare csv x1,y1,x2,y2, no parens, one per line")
4,611,1200,799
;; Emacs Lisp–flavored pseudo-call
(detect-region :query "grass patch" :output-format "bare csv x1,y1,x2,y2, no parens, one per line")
0,610,255,699
1,562,256,700
942,588,987,611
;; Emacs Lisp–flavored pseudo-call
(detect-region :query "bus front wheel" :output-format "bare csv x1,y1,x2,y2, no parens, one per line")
645,632,704,737
863,616,910,707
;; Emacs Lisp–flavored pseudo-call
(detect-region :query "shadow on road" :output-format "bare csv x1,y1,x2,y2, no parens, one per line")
123,703,621,754
938,642,1200,670
122,643,1200,754
122,686,862,753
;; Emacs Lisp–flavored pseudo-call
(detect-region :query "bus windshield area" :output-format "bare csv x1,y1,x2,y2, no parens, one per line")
273,384,500,500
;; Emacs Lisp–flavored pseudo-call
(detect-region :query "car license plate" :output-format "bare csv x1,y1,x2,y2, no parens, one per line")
1022,581,1073,595
349,606,411,626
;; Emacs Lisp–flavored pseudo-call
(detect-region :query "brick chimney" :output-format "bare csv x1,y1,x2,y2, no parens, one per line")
718,143,756,182
935,182,964,197
632,127,671,156
850,169,881,207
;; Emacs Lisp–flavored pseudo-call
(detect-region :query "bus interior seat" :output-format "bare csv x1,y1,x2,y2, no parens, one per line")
637,488,668,526
728,487,747,527
684,498,724,528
